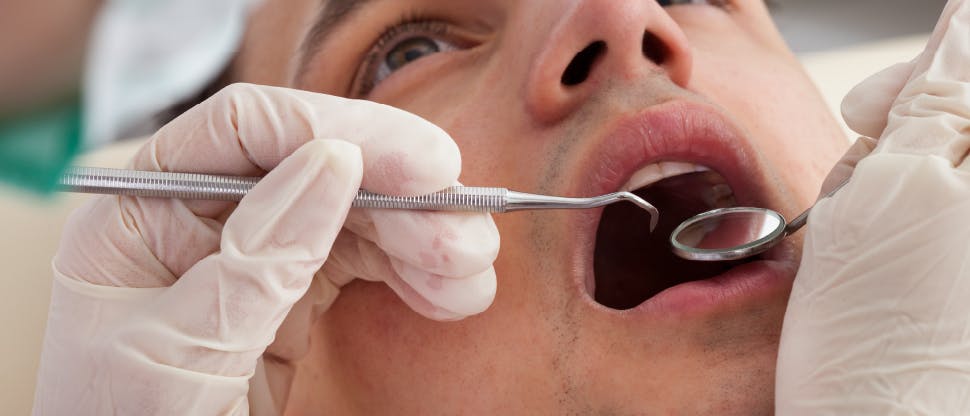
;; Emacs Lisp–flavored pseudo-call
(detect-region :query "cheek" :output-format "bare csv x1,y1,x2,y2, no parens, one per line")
690,47,849,206
312,267,565,411
315,282,475,401
377,79,551,192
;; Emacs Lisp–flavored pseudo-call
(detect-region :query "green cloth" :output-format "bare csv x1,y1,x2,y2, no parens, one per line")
0,100,82,194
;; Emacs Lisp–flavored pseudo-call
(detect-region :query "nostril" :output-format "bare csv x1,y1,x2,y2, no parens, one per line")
642,31,668,65
561,41,607,86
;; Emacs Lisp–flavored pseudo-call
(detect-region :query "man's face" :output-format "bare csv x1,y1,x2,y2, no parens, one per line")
236,0,847,413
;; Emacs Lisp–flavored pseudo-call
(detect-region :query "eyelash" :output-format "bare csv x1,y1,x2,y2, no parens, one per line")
353,16,455,97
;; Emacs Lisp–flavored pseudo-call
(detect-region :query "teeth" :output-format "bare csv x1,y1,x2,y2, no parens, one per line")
705,183,737,208
619,162,711,192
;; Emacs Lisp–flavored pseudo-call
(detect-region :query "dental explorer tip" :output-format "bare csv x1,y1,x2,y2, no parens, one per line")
618,192,660,233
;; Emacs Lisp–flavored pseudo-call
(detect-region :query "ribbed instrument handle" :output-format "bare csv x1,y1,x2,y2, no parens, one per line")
59,167,509,213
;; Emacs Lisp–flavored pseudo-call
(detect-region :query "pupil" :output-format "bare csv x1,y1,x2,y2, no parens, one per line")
655,0,700,5
404,49,424,62
387,37,440,71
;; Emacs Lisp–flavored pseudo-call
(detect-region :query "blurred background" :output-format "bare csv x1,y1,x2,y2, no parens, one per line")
0,0,951,413
774,0,947,52
772,0,949,136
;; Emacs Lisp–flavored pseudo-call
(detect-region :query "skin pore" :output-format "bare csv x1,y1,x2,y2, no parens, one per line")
232,0,848,413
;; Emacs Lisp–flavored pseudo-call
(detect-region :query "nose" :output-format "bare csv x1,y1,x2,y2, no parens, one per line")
523,1,693,123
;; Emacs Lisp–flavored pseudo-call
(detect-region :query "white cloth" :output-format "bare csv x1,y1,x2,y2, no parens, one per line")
83,0,260,147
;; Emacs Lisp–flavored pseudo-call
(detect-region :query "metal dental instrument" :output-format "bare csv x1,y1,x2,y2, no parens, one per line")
670,179,849,261
58,166,660,231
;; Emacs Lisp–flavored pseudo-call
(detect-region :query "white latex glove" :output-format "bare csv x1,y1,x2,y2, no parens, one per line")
777,1,970,414
33,84,499,415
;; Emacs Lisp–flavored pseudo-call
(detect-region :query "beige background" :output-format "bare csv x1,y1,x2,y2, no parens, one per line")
0,35,930,414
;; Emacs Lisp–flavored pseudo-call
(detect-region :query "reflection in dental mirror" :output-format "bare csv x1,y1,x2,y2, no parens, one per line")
674,209,779,250
671,207,787,262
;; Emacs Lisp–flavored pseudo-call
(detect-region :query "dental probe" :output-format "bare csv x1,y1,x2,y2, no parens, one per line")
58,167,659,231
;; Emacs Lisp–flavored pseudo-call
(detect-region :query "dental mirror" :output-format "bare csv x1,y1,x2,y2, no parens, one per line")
671,179,848,261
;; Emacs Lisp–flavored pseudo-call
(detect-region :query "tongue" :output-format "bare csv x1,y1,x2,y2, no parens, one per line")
593,172,739,310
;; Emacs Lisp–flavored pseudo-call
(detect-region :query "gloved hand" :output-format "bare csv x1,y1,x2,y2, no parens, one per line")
777,0,970,413
32,84,499,415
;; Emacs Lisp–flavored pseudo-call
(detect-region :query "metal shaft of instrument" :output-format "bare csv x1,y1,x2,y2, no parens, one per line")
783,178,850,235
59,167,659,226
59,167,510,213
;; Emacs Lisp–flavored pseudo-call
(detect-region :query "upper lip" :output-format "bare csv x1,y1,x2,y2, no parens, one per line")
572,99,770,206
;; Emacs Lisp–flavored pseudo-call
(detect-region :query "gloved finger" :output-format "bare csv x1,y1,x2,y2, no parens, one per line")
382,271,467,321
369,209,500,278
120,139,362,376
341,208,500,280
877,0,970,166
56,196,220,287
818,136,879,198
390,258,497,318
841,61,915,139
335,180,499,279
322,233,489,320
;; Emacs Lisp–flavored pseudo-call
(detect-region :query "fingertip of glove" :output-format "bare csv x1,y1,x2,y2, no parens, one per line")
841,62,915,138
342,102,461,195
391,260,497,317
371,210,500,277
362,144,460,195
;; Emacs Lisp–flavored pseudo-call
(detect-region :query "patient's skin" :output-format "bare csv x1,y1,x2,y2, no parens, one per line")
232,0,848,413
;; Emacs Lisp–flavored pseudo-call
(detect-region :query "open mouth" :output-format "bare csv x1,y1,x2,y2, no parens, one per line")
593,162,751,310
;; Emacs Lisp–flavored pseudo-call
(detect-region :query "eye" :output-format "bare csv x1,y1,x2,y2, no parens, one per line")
353,19,460,97
377,36,457,84
656,0,731,7
386,38,443,71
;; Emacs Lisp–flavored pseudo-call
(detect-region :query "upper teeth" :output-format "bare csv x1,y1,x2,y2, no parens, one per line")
619,162,711,192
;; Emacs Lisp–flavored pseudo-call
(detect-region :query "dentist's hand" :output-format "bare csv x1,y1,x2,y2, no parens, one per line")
777,0,970,413
33,84,499,415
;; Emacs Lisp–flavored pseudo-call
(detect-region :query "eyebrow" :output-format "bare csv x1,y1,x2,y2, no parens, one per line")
297,0,375,80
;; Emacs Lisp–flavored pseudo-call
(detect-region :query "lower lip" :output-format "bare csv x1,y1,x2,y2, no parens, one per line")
588,244,798,319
